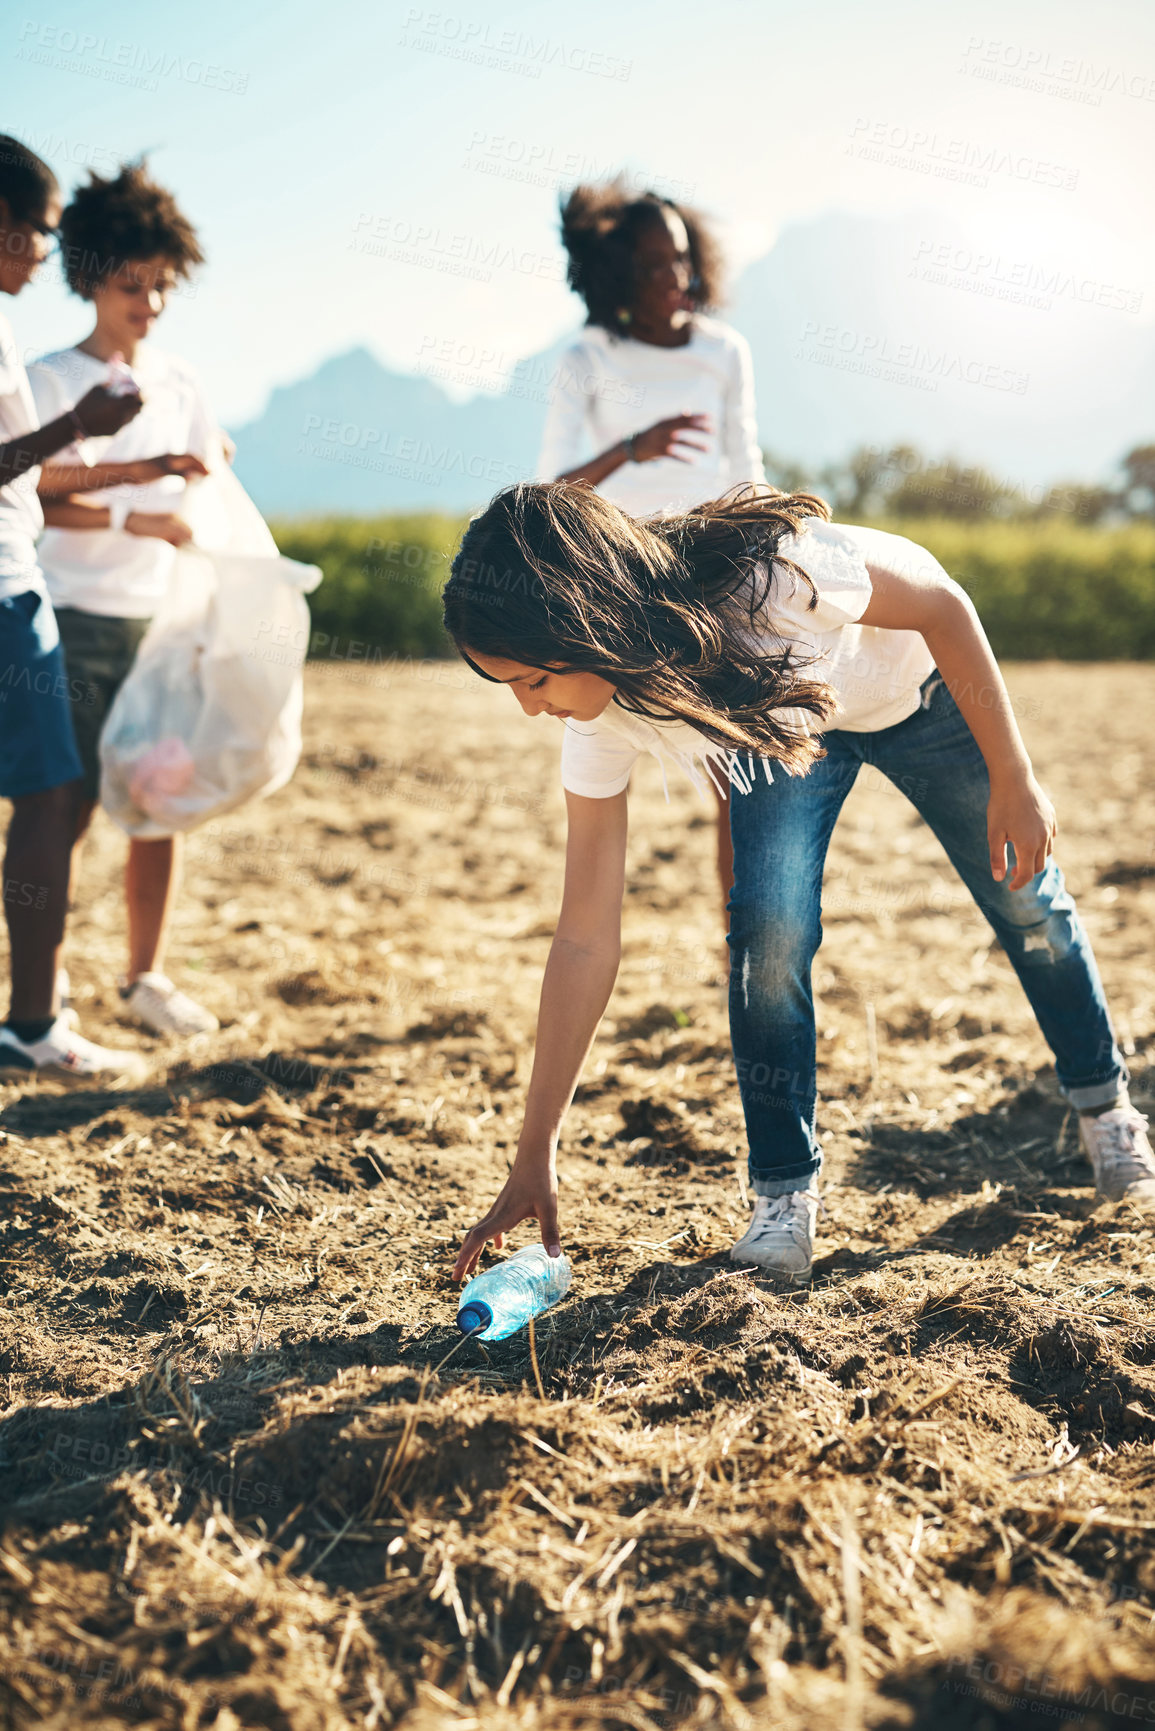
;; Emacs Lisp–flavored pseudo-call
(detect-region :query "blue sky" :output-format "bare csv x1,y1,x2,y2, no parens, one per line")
6,0,1153,427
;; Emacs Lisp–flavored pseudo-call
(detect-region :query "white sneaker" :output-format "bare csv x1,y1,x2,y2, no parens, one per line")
730,1188,819,1284
0,1016,148,1085
122,972,219,1037
1080,1104,1155,1202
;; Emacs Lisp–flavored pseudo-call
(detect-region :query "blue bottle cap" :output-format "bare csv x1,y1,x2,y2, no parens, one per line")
457,1301,492,1337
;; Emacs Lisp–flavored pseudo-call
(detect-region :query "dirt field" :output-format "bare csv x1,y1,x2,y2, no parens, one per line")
1,660,1154,1731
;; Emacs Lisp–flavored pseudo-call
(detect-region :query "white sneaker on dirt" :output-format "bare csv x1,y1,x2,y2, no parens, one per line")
1080,1105,1155,1202
730,1188,819,1284
122,972,219,1037
0,1016,148,1084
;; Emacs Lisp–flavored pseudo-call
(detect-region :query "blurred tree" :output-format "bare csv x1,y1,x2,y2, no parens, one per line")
1120,445,1155,519
1028,483,1118,526
758,443,1148,525
886,458,1017,520
818,446,886,515
760,450,817,496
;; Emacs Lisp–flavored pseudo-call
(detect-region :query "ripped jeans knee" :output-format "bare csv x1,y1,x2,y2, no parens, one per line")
984,861,1080,967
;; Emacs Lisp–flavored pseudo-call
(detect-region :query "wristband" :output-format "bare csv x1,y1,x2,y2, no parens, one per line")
65,408,87,444
624,433,638,462
108,498,131,534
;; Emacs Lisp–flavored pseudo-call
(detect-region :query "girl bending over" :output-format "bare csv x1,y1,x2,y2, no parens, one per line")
444,484,1152,1286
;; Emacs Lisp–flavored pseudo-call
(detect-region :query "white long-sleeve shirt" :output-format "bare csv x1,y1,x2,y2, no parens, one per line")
536,315,765,518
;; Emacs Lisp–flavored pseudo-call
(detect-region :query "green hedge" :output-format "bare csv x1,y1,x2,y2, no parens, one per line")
272,513,1155,663
270,513,466,663
870,518,1155,660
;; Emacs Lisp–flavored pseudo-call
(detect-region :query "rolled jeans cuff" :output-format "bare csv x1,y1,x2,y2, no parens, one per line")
751,1164,821,1199
1062,1074,1128,1113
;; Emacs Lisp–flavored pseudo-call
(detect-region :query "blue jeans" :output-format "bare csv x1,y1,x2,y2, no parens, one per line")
0,588,84,800
727,675,1127,1195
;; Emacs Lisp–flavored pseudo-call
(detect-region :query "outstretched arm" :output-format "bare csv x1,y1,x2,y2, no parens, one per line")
536,347,710,488
452,787,629,1278
860,555,1055,891
554,415,712,488
0,386,141,491
38,451,209,495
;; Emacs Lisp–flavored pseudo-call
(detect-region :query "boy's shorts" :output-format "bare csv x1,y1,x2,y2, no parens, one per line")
0,587,85,800
55,607,151,801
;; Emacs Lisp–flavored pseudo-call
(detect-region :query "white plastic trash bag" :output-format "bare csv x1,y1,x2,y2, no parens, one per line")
99,455,322,838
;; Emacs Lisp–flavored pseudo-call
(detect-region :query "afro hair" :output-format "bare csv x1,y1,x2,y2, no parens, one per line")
58,159,203,298
559,178,724,333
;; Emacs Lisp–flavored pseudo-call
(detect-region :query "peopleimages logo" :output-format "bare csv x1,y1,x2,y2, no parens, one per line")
847,118,1079,191
15,21,249,92
295,415,521,490
910,240,1143,317
461,134,697,203
399,8,633,81
1,128,117,173
943,1655,1155,1723
411,335,648,409
959,35,1155,105
349,213,565,284
794,323,1030,395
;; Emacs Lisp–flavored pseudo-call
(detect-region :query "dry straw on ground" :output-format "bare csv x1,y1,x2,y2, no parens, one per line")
1,662,1153,1729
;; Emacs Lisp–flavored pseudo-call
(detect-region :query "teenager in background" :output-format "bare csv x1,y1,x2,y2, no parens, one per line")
0,135,146,1080
538,180,766,949
31,161,221,1038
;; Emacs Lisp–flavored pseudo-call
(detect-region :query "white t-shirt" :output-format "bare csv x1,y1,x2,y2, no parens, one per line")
560,520,939,800
29,343,219,617
0,309,45,600
536,316,765,517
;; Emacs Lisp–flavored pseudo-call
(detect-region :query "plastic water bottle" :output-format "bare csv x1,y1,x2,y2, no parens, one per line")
105,353,140,397
457,1245,573,1342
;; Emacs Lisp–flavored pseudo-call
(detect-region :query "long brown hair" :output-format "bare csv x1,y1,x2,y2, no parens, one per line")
442,483,838,772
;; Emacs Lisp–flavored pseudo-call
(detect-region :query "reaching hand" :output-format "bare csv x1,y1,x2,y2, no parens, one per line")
452,1155,561,1282
73,384,143,438
988,772,1057,891
126,511,194,547
629,412,712,464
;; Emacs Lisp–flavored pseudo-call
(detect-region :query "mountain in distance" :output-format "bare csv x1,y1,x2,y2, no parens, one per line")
729,212,1155,490
231,211,1155,516
229,340,571,517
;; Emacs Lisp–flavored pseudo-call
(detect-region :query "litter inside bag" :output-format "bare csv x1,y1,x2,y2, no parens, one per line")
100,457,321,838
129,737,196,815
